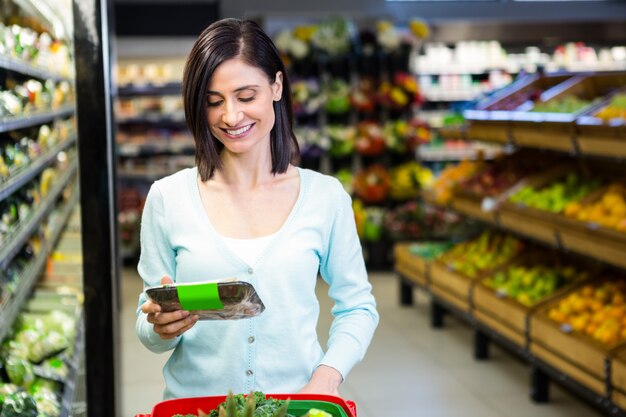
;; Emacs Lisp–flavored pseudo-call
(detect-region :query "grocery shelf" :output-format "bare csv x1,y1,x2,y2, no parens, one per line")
116,82,182,97
416,143,502,161
0,105,76,133
0,53,71,82
117,139,195,157
0,182,79,342
0,135,77,201
115,113,186,126
0,158,78,269
61,312,86,417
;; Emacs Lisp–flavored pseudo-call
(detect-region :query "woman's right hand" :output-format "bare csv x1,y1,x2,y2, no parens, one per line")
141,276,199,340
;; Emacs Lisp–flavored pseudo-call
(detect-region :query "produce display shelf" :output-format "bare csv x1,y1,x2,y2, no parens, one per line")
530,305,613,396
429,260,480,314
393,243,431,288
416,143,502,162
497,204,560,246
555,217,626,271
0,105,75,133
0,136,77,200
450,194,499,225
529,356,624,416
117,82,182,97
0,183,78,342
0,159,78,269
61,311,85,417
472,317,530,362
0,53,71,82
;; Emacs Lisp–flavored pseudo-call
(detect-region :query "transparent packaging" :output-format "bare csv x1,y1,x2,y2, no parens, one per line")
145,281,265,320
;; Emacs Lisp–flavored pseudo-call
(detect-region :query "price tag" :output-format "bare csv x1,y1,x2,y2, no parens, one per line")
587,222,600,230
481,198,497,212
177,283,224,310
559,323,573,333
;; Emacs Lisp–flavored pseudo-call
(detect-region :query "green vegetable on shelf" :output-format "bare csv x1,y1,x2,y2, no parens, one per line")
4,356,35,389
0,391,38,417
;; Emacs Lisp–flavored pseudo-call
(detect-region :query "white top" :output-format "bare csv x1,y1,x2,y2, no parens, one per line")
221,233,277,267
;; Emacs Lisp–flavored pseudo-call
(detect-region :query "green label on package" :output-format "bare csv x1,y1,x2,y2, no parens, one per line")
177,283,224,310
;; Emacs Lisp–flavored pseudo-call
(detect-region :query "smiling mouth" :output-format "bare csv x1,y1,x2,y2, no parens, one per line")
224,124,253,136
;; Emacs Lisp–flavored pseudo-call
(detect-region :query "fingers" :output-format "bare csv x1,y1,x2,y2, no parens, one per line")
148,310,199,339
161,275,173,285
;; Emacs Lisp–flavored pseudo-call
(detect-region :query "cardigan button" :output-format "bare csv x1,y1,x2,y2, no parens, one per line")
248,336,255,344
246,369,254,376
247,267,254,274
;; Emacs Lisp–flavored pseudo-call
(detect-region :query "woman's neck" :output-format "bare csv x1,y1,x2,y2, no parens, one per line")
215,151,275,189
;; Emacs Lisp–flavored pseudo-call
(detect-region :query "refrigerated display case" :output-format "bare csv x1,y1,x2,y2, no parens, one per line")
0,0,119,416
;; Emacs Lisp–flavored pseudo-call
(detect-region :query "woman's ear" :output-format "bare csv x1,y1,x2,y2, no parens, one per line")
273,71,283,101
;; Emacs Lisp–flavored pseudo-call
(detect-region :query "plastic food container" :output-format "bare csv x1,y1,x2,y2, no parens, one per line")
134,393,357,417
145,280,265,320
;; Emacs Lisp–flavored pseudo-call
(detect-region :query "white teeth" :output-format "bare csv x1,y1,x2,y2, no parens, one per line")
226,125,251,136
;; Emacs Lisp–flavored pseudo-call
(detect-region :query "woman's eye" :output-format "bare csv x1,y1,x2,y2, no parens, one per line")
206,100,222,107
239,96,255,103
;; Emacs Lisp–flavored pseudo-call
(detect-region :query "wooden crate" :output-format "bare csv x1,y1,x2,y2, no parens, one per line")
556,211,626,270
509,72,626,152
473,254,596,350
466,119,510,144
509,120,575,152
530,289,618,392
429,261,478,313
610,344,626,398
577,123,626,159
497,161,592,246
393,243,429,287
498,205,559,245
451,193,499,225
576,87,626,159
613,390,626,412
531,342,606,395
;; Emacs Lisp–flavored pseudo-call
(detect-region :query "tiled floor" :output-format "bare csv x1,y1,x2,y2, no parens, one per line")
120,268,603,417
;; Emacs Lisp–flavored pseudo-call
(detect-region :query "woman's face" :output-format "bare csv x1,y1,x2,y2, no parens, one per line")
206,58,283,156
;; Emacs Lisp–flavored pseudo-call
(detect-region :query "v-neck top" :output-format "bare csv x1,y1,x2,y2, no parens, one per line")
136,166,379,399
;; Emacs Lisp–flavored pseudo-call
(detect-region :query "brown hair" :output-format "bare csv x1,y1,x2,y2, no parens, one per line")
182,18,299,181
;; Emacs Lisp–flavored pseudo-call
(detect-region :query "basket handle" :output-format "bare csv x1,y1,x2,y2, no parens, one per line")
346,400,357,416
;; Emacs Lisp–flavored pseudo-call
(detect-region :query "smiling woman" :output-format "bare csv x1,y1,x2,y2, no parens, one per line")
135,18,379,401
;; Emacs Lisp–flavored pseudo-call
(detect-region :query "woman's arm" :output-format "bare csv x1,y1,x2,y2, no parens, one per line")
317,183,380,383
135,184,183,352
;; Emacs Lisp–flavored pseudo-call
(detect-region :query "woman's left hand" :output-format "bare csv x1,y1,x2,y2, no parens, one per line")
298,365,343,397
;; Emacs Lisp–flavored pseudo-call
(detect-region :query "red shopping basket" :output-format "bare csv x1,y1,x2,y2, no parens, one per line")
134,393,357,417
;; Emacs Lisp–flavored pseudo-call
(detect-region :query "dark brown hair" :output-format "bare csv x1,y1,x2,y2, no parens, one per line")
183,18,299,181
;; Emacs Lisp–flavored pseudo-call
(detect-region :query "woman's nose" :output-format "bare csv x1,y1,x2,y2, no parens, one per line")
222,101,243,126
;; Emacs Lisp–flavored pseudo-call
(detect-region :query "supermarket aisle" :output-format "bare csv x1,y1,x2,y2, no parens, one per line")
120,268,602,417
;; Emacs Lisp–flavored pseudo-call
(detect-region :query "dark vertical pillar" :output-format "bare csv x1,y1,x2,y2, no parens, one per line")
474,329,490,360
73,1,120,416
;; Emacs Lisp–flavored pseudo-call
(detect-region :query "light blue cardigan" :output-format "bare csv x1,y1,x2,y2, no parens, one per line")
136,166,379,399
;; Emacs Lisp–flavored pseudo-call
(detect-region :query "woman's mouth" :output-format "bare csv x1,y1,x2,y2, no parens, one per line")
224,124,253,138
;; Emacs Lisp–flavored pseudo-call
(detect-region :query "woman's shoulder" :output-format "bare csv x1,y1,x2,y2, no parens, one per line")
298,167,347,204
298,167,343,191
152,167,197,193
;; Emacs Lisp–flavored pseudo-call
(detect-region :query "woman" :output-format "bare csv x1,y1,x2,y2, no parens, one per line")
136,18,379,400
